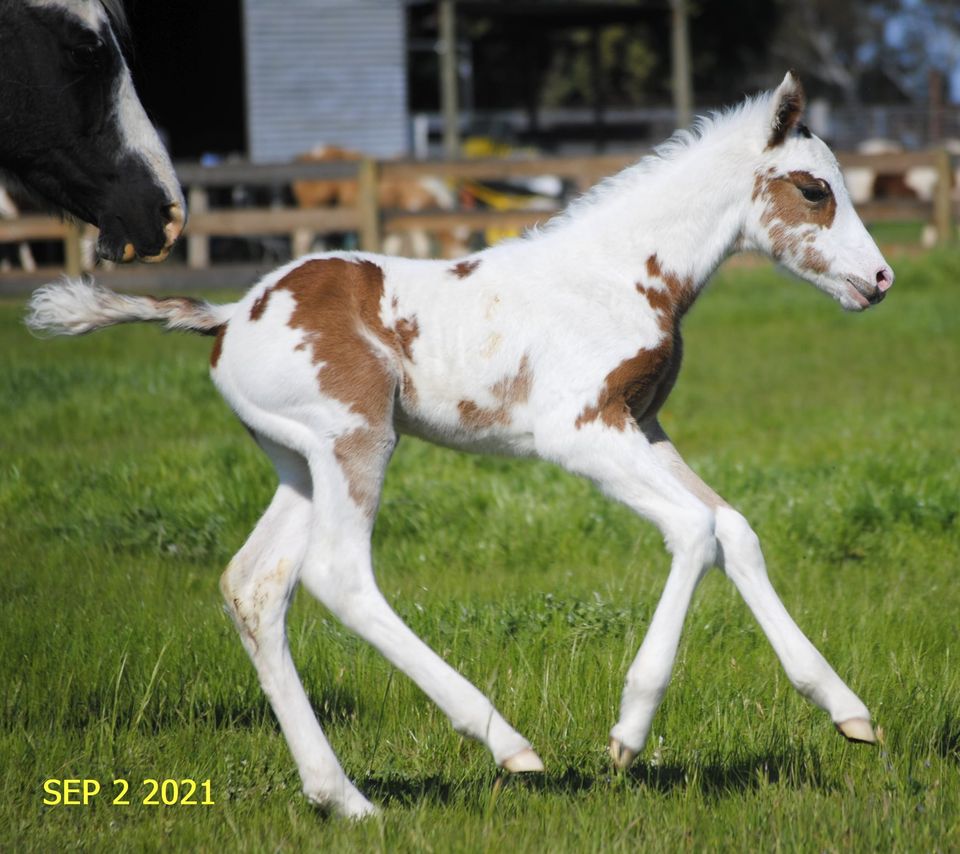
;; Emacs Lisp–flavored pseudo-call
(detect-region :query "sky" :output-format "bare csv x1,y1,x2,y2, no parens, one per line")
882,0,960,102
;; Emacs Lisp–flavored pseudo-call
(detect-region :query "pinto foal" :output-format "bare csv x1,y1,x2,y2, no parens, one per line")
27,73,893,818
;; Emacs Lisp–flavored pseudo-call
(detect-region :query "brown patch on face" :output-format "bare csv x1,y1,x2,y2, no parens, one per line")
754,170,837,269
752,167,776,202
458,354,532,429
210,323,227,368
802,245,829,274
450,259,481,279
761,170,836,230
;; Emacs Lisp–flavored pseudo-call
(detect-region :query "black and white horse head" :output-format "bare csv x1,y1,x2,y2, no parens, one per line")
0,0,185,262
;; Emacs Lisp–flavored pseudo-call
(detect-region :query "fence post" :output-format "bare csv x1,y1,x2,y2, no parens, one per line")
64,220,83,277
357,158,381,253
933,147,953,246
292,228,314,258
187,185,209,269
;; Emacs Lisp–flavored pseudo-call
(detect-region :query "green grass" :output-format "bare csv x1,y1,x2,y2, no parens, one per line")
2,252,959,851
868,220,927,246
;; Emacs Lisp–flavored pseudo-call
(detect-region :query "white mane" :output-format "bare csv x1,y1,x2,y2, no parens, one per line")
535,90,776,237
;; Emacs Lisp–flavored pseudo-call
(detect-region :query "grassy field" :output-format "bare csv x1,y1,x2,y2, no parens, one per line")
2,251,958,852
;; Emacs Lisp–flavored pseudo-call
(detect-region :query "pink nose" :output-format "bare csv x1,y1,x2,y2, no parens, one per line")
876,266,894,292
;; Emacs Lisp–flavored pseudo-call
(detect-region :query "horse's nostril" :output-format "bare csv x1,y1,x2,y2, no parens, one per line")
161,201,186,245
163,201,185,227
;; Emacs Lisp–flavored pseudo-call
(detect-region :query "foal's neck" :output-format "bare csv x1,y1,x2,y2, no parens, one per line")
536,136,753,300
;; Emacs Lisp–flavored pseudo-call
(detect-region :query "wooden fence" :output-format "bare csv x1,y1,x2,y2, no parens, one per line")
0,149,955,288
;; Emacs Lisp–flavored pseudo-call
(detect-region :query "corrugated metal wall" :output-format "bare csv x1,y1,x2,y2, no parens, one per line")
244,0,409,163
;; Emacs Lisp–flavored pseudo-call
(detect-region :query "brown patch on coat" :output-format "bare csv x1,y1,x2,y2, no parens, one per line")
270,259,394,427
144,295,220,336
394,316,420,361
458,354,532,429
394,315,421,405
210,323,227,368
334,428,392,517
577,254,693,432
640,254,696,328
574,337,681,431
258,257,420,516
249,290,271,321
450,259,481,279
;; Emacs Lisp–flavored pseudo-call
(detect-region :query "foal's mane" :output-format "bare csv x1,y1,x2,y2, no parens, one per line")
535,92,772,236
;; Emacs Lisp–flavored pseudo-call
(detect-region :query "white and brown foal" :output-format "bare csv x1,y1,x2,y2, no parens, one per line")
27,73,893,819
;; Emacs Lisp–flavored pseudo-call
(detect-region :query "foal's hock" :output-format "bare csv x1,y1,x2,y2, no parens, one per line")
26,73,892,819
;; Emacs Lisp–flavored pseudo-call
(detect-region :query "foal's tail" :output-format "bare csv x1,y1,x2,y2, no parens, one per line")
25,277,236,337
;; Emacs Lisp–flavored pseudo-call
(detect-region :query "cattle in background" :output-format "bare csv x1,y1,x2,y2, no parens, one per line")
292,145,469,259
842,139,956,247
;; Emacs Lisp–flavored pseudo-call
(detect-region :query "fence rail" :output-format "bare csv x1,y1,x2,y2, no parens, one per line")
1,149,955,290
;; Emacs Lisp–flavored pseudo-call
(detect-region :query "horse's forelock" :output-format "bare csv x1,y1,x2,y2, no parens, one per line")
99,0,132,56
22,1,132,53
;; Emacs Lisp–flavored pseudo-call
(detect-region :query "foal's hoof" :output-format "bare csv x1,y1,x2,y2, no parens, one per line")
501,747,545,773
609,737,637,770
836,718,877,744
339,799,380,821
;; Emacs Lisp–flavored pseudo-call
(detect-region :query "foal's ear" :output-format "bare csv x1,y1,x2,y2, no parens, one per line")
767,71,806,149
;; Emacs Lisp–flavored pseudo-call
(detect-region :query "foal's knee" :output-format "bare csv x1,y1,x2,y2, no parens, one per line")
665,504,717,570
714,507,764,580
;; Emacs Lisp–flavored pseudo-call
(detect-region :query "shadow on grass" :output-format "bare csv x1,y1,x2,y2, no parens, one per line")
937,714,960,764
203,685,361,730
361,751,837,809
621,750,836,796
40,684,362,734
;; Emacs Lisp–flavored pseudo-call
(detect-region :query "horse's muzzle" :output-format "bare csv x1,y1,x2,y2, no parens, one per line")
105,200,186,264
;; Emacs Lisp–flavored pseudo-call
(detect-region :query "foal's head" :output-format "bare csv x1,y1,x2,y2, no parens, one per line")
0,0,185,262
744,73,893,311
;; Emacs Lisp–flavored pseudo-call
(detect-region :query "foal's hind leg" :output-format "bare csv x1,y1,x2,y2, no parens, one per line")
297,430,542,773
220,436,376,818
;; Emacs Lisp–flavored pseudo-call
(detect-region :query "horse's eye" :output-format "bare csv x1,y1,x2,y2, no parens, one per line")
68,39,106,71
799,184,829,203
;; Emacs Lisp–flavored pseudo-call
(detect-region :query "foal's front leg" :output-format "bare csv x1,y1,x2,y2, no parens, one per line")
630,422,875,759
546,425,719,767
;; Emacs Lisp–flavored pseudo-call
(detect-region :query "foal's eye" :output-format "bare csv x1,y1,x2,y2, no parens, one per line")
799,184,830,203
